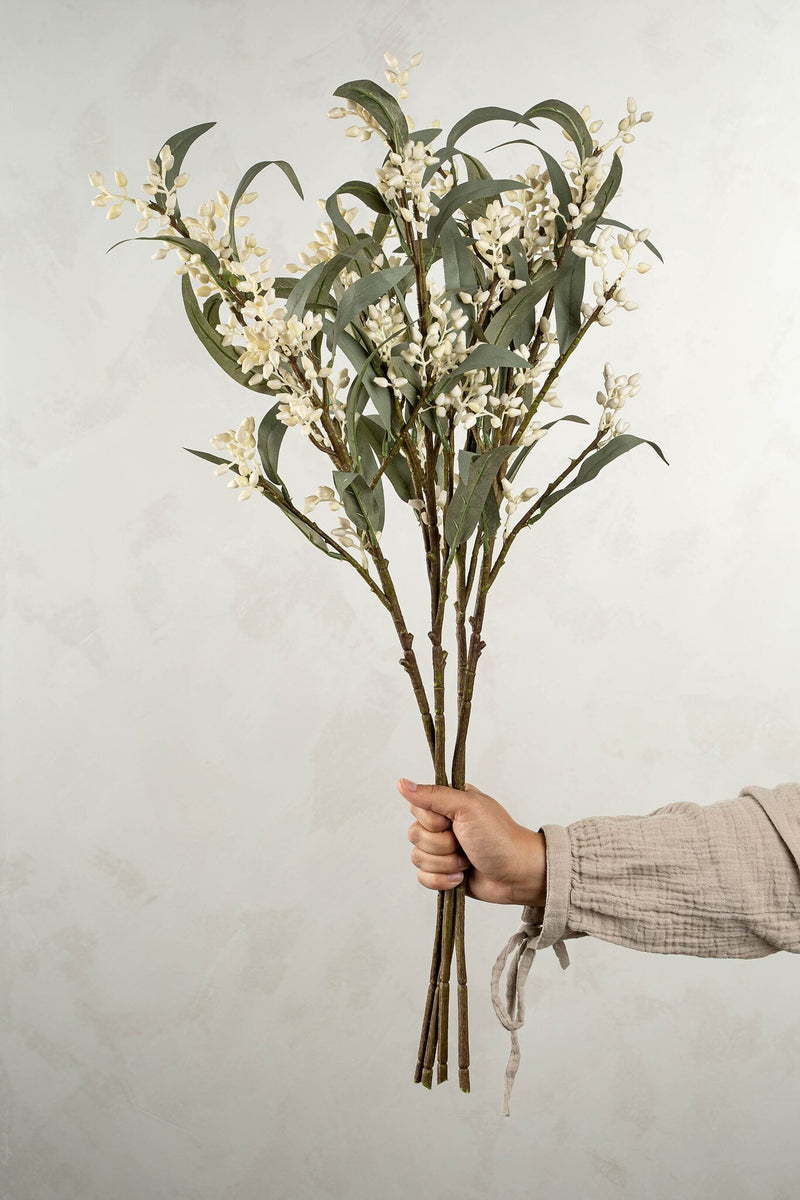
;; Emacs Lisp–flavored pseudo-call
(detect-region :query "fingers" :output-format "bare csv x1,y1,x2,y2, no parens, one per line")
416,869,464,891
408,823,459,855
410,846,469,877
408,803,451,833
397,777,475,822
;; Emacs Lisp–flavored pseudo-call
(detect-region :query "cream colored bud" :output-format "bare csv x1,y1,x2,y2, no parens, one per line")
640,111,653,122
636,262,651,273
106,203,123,219
627,96,637,113
114,169,128,188
88,170,104,187
174,173,189,188
410,50,423,67
327,106,347,119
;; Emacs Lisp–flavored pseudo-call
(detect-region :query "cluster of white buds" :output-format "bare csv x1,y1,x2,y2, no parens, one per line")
284,198,360,274
500,477,540,536
302,485,342,515
209,416,265,500
382,50,423,101
596,362,640,442
571,225,651,328
471,200,529,299
504,165,560,270
375,139,446,236
407,486,448,528
330,516,378,567
398,290,471,398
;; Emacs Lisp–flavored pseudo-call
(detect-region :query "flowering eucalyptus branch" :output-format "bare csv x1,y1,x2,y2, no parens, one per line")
89,49,668,1105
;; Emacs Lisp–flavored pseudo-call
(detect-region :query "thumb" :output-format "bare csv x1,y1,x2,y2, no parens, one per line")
397,777,475,821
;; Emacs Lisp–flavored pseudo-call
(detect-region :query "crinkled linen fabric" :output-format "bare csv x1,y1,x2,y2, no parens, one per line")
490,782,800,1115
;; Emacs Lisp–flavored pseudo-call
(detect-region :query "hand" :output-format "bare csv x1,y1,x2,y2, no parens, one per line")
397,777,547,907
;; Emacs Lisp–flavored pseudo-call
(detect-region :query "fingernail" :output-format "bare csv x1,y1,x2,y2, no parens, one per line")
399,777,417,791
448,872,463,882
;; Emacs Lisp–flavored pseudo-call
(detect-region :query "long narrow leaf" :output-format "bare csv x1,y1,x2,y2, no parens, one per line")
427,178,525,246
483,265,558,348
331,263,414,350
444,445,515,566
257,404,289,486
592,217,664,263
506,414,590,484
332,79,409,150
519,100,594,162
181,274,273,393
446,106,539,148
227,159,304,262
430,343,531,403
333,470,384,538
527,433,669,526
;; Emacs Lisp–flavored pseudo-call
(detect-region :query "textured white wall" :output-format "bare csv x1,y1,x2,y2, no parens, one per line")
3,0,800,1196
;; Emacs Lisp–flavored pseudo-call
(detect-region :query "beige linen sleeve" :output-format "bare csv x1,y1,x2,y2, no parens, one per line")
491,781,800,1115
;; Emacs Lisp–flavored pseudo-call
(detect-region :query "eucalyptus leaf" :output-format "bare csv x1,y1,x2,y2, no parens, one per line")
430,342,531,403
483,265,559,348
553,253,587,356
331,263,414,350
527,433,669,526
282,509,345,558
286,238,374,319
181,274,272,393
427,179,528,247
444,444,515,566
446,106,539,149
332,469,384,538
332,78,410,150
358,415,415,502
106,233,222,282
505,414,590,483
257,404,289,486
518,99,594,163
227,159,304,262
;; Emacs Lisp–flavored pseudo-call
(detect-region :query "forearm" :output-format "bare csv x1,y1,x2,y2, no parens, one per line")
535,782,800,958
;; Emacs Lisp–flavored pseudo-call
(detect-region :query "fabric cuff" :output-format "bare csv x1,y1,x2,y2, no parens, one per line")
537,822,572,945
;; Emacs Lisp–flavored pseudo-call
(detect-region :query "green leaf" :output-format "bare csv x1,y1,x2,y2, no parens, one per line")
483,265,559,348
332,470,384,538
326,322,395,434
257,404,288,486
282,509,345,558
106,233,222,280
227,159,304,262
553,254,587,356
444,444,515,566
505,414,590,484
427,179,527,247
527,433,669,527
446,106,539,148
518,100,594,163
332,79,409,149
439,216,487,299
331,263,414,350
184,447,230,467
591,217,664,264
154,122,216,217
180,274,272,393
430,343,532,403
286,238,374,319
358,415,415,502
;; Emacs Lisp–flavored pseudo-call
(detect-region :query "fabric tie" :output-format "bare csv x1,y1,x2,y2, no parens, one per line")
490,904,572,1116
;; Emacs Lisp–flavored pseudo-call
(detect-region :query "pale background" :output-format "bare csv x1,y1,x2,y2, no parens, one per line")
3,0,799,1196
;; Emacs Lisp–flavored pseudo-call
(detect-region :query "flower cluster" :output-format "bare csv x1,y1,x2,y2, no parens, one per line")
595,362,640,443
209,416,266,500
375,138,452,236
470,199,530,301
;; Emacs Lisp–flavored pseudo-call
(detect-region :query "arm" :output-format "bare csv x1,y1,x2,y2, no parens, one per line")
539,782,800,958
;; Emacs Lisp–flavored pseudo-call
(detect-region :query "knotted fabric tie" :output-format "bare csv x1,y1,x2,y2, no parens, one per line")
490,904,572,1116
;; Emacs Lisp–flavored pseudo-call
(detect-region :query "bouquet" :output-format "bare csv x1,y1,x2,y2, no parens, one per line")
88,49,666,1100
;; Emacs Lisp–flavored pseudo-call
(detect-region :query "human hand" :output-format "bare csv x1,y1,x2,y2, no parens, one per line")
397,777,547,907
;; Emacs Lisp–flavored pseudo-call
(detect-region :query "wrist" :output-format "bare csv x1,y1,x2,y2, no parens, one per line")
512,826,547,908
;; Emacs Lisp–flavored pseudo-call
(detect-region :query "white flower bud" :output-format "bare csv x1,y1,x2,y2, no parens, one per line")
88,171,104,187
114,170,128,188
106,204,123,220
